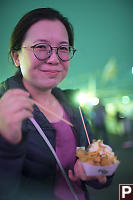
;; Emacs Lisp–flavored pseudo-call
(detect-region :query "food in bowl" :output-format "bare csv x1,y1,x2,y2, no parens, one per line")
76,139,119,166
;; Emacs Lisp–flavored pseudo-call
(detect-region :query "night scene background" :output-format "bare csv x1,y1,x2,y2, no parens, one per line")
0,0,133,199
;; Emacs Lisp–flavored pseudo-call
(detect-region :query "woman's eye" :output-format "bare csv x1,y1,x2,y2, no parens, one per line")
59,46,69,51
36,45,47,49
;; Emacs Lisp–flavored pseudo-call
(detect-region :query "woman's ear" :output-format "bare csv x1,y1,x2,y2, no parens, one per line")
11,51,20,67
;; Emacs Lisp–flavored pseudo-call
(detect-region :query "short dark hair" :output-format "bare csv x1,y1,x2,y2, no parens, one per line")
9,8,74,58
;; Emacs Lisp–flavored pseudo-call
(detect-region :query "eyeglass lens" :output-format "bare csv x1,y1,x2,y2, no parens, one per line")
33,44,75,61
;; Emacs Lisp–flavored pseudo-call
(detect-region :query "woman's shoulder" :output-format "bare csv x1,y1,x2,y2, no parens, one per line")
62,89,80,103
53,87,80,106
0,77,11,97
0,72,24,97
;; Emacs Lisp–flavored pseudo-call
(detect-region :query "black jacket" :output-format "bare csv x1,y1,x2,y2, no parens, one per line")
0,72,113,200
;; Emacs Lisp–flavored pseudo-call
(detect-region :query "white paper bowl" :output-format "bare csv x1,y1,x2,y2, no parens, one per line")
81,161,120,176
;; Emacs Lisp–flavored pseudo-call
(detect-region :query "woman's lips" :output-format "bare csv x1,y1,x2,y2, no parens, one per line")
39,69,60,76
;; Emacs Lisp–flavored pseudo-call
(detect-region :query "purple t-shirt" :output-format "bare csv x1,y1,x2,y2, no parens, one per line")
52,111,86,200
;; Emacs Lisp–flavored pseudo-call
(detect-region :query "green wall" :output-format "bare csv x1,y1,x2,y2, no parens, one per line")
0,0,133,99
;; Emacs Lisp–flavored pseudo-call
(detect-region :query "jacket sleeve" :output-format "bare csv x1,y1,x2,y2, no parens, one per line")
84,174,114,189
0,80,25,198
0,135,27,199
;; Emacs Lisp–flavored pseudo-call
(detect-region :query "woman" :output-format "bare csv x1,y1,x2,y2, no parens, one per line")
0,8,113,200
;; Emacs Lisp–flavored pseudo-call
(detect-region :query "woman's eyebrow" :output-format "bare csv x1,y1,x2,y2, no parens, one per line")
59,41,69,45
33,39,69,45
33,39,49,44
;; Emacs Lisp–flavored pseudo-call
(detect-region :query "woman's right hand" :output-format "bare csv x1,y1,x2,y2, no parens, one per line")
0,89,34,144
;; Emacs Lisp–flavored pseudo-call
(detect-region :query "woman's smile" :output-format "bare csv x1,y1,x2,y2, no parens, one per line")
39,69,60,77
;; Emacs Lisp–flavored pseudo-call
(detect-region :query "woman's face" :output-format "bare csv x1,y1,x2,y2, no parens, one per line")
13,19,70,90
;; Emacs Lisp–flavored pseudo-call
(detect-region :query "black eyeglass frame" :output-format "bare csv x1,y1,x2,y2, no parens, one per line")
22,43,76,62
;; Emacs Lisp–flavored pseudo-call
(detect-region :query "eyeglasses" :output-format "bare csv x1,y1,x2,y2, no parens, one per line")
22,43,76,62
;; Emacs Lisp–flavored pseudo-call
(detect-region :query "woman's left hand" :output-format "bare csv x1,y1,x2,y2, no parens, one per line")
68,159,107,184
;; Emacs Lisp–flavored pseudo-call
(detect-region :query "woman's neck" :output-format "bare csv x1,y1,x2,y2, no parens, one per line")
22,78,54,107
22,78,64,123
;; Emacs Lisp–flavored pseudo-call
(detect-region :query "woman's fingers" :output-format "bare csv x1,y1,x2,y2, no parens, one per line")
96,176,107,184
0,89,34,144
4,89,30,97
69,159,107,184
68,160,87,181
68,170,79,181
74,160,87,180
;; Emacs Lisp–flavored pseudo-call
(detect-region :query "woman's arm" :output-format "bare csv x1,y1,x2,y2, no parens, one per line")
0,134,27,199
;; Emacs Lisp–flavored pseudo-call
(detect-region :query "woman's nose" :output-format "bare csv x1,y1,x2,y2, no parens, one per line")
47,48,60,64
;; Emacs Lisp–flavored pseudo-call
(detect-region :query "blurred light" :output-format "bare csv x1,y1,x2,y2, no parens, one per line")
132,66,133,74
105,103,115,115
77,92,88,106
122,96,130,104
77,92,99,106
88,97,99,106
102,57,117,83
